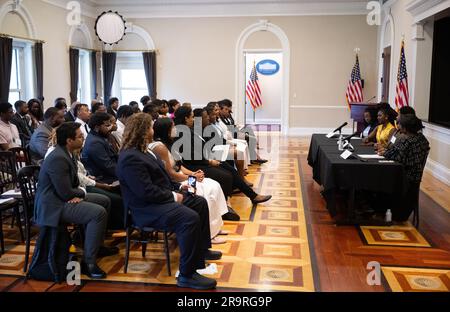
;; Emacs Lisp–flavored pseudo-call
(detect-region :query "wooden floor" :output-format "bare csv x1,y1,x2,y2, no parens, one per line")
1,135,449,292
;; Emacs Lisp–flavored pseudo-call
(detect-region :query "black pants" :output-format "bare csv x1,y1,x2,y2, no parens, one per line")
150,195,211,276
219,162,257,200
86,186,124,230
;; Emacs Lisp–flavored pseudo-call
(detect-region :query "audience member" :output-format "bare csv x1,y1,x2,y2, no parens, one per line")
0,102,21,150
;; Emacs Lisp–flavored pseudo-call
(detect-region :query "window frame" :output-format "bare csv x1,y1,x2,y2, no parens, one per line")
9,40,35,103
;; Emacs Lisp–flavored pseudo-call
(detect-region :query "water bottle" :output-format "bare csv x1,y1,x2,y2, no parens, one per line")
338,134,343,151
385,209,392,223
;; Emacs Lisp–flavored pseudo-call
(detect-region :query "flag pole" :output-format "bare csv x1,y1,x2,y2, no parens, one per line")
253,60,256,124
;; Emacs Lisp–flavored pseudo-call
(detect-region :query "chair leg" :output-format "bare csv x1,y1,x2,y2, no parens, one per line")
23,217,31,272
141,232,148,258
10,214,15,228
163,231,171,276
0,211,4,255
413,207,419,228
13,206,24,242
124,227,131,274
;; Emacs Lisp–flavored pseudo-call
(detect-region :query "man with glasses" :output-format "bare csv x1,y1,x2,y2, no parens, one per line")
81,112,118,184
34,122,117,279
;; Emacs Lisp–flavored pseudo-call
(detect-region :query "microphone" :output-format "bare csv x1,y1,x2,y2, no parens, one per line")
332,122,348,133
367,96,376,103
343,132,360,141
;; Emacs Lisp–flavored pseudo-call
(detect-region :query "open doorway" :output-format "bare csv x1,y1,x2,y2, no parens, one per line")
381,46,391,102
244,51,282,125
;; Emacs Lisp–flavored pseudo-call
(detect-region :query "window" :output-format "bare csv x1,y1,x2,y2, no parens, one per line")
9,48,24,103
77,50,91,104
8,41,35,104
112,53,147,107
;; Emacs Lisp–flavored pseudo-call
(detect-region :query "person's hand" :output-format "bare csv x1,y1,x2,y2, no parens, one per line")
377,146,386,156
68,197,83,204
88,175,96,181
180,184,190,192
209,160,220,167
362,138,368,144
175,193,184,203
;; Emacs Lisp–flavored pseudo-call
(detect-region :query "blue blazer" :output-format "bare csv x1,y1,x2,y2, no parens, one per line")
116,148,182,228
34,145,85,227
82,130,118,184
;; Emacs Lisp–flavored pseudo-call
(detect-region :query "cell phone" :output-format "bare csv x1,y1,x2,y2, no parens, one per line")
187,175,197,194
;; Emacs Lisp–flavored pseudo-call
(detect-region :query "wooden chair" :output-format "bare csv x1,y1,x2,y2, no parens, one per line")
123,209,171,276
9,146,32,172
17,165,40,271
0,151,24,254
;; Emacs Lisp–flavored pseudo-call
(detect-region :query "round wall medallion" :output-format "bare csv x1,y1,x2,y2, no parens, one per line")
95,11,126,45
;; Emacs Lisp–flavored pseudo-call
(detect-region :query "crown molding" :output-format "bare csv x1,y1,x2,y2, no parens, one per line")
406,0,450,23
42,0,97,19
42,1,369,19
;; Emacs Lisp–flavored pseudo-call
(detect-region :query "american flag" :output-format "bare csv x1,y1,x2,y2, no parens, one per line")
345,54,364,106
246,61,262,110
395,40,409,108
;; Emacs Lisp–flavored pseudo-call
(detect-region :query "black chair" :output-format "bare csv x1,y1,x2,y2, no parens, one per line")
123,209,171,276
0,151,24,254
17,165,40,272
9,146,31,172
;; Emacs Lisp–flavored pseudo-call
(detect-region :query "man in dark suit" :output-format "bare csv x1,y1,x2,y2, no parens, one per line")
11,100,33,145
117,113,219,290
82,112,118,184
29,107,65,164
34,122,116,279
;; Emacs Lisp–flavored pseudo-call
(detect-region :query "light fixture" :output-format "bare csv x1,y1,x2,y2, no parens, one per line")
94,11,126,45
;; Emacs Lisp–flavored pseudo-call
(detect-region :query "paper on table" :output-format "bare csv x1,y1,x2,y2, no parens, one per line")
0,197,15,204
357,154,385,159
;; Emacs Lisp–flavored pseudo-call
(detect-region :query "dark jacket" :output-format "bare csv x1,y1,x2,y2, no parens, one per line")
116,148,181,228
81,130,118,184
29,122,53,164
10,113,33,143
34,145,85,227
64,111,75,122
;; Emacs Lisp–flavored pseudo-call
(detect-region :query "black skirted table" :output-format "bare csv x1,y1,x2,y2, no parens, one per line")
307,134,406,224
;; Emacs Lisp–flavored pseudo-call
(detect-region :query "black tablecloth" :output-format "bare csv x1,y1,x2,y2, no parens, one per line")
307,134,405,194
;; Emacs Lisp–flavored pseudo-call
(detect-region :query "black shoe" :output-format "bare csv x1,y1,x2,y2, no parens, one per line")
81,262,107,279
251,159,268,164
177,272,217,290
252,194,272,204
204,249,222,260
97,246,119,258
222,207,240,221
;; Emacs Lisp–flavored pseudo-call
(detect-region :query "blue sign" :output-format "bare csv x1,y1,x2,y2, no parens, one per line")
256,59,280,75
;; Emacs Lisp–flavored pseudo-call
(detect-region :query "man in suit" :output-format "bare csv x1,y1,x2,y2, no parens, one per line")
117,113,220,290
34,122,116,279
82,112,118,184
29,107,65,164
11,100,33,145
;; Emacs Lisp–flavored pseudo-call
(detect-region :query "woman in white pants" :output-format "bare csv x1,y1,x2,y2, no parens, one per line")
150,118,229,244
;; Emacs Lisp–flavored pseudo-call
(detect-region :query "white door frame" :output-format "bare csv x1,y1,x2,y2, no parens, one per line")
243,49,283,125
235,20,290,135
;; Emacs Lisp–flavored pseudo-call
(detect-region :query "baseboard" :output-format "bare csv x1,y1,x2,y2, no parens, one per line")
425,158,450,186
288,127,353,136
246,119,281,124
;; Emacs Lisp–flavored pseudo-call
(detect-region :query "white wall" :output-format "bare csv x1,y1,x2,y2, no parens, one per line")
245,52,282,124
377,0,450,185
0,0,97,107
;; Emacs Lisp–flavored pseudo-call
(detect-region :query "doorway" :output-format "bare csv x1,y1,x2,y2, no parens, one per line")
244,51,282,125
381,46,391,102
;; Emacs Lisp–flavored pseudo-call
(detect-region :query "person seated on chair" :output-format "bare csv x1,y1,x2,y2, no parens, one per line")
173,106,272,206
360,107,378,138
0,102,22,151
27,99,44,131
382,114,429,222
29,107,65,164
117,113,220,290
168,99,181,119
218,99,267,164
362,107,396,148
74,103,91,141
91,101,107,114
112,105,134,145
151,117,229,244
128,101,141,113
106,97,119,118
34,122,118,279
82,112,118,184
11,100,33,146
